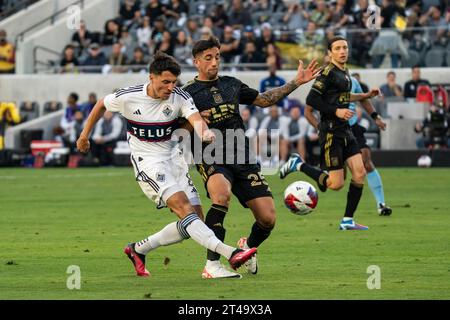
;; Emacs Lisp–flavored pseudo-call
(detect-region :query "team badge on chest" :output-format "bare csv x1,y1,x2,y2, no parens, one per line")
162,105,173,117
212,93,223,104
210,87,223,104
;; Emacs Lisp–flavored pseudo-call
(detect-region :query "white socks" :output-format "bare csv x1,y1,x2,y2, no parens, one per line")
135,221,183,255
185,218,235,260
134,214,235,260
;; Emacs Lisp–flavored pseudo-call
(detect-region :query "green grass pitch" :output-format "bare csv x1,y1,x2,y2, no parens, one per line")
1,167,449,300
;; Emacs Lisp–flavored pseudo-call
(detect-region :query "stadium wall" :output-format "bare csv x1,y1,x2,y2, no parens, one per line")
1,68,449,107
2,68,449,153
4,110,63,150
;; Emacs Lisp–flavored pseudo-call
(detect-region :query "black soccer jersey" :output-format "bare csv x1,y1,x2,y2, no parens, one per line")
183,76,259,164
183,76,259,132
309,63,352,129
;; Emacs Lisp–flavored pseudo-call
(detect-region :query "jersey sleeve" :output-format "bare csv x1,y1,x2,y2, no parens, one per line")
238,81,259,105
103,93,125,114
310,73,329,96
179,93,199,119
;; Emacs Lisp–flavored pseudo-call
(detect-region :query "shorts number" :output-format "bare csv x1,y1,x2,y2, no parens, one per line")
247,173,268,187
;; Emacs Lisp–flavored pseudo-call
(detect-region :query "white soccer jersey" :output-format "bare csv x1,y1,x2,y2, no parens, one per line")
103,83,198,162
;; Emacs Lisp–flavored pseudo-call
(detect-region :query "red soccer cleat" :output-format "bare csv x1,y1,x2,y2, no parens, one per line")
228,247,257,270
124,243,150,277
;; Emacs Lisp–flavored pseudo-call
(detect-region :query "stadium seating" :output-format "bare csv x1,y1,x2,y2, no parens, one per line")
402,50,420,68
43,101,62,115
19,101,39,122
424,48,446,67
19,129,43,151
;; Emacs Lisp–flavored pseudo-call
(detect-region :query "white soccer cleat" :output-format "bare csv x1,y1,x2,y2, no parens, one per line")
237,237,258,275
201,261,242,279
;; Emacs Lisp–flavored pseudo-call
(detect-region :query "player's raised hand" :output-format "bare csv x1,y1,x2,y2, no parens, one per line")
200,110,211,124
367,88,382,98
76,136,90,153
335,108,354,121
295,59,321,86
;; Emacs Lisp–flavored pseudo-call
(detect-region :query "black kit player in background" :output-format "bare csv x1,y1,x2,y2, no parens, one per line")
280,36,381,231
183,36,321,278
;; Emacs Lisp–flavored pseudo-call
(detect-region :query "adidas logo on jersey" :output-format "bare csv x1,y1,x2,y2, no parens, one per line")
133,109,142,115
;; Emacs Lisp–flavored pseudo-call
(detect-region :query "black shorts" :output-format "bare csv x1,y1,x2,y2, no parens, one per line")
197,162,273,208
319,128,361,171
351,124,370,150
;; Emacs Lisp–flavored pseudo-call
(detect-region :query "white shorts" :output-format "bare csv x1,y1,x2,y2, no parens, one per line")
131,154,201,209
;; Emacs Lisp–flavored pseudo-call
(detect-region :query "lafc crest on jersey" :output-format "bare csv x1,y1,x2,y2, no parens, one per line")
210,86,224,104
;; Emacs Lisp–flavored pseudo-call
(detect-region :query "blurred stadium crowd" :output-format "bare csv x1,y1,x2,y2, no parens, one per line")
56,0,450,72
1,65,449,167
2,0,450,74
1,0,450,168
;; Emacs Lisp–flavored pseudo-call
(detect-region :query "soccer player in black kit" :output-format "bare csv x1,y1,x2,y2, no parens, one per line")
280,36,381,230
183,37,320,278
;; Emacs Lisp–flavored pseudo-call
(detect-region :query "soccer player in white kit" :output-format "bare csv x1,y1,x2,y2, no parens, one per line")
76,52,256,277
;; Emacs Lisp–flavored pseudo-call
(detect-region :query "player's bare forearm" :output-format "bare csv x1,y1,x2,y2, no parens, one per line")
350,88,380,102
187,112,206,135
79,98,106,139
360,98,375,115
77,98,106,153
178,119,193,132
253,80,299,107
187,112,215,142
349,93,368,102
253,59,320,107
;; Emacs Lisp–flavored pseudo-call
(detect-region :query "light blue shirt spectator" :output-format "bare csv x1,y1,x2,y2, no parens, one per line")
348,76,363,127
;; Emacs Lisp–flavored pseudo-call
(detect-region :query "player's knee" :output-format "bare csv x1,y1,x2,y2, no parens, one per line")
328,179,345,191
257,218,276,231
210,191,231,207
257,209,276,230
353,168,367,184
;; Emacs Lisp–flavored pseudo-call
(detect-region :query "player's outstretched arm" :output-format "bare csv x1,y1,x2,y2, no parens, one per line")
253,59,321,107
350,88,381,102
76,98,106,153
187,112,215,143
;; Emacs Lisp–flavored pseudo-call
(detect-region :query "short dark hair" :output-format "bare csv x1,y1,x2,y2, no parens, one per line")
69,92,79,101
149,51,180,76
192,36,221,57
387,71,396,77
327,35,347,51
